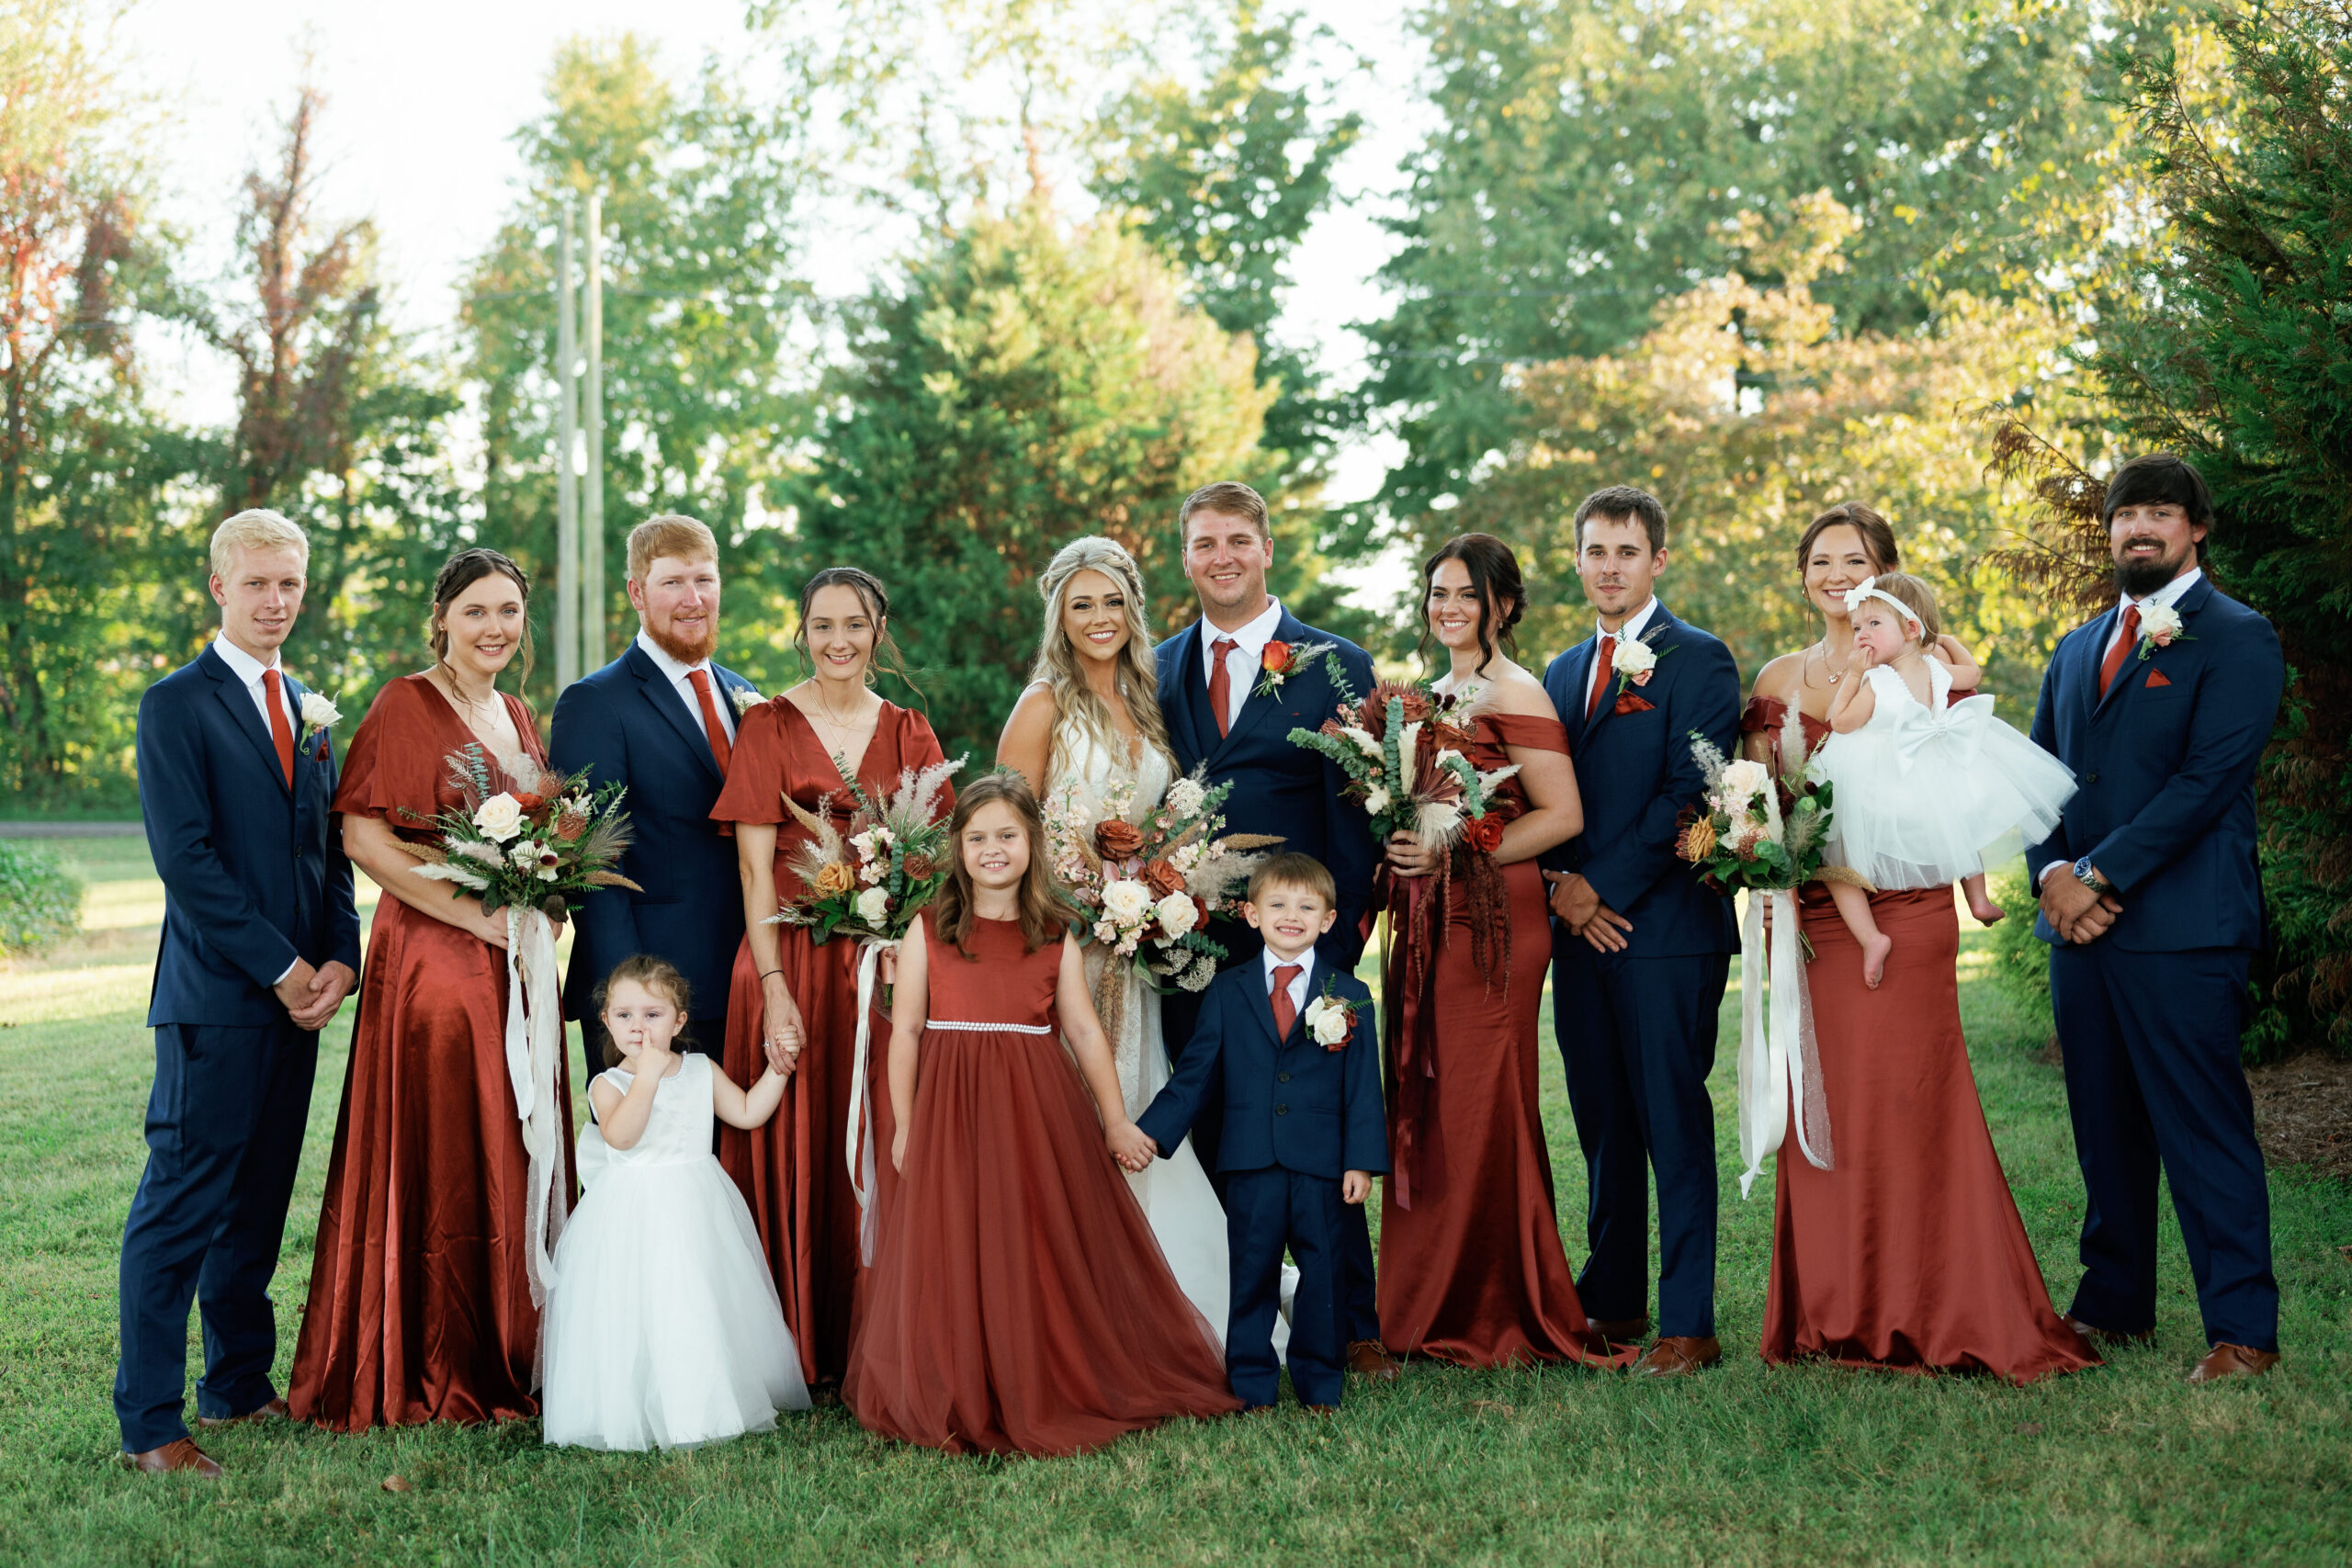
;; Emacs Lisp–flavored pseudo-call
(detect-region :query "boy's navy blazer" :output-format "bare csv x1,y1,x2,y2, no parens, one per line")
1136,957,1388,1181
1155,610,1378,949
549,641,760,1026
1538,600,1739,956
2024,573,2282,953
138,645,362,1028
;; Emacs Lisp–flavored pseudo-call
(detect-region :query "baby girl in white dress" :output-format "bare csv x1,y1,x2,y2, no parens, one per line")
1817,573,2077,987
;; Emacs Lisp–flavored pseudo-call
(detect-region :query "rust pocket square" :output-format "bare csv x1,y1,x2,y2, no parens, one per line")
2145,669,2173,689
1613,693,1656,716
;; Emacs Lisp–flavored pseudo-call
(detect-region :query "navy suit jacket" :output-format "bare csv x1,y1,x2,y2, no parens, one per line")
1156,610,1377,965
549,642,759,1031
2025,574,2282,953
138,646,362,1028
1539,601,1739,957
1138,958,1388,1180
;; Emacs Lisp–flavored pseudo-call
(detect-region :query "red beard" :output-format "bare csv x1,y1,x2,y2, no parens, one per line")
644,617,718,666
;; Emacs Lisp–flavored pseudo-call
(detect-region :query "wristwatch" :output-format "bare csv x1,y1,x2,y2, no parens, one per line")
2073,856,2112,896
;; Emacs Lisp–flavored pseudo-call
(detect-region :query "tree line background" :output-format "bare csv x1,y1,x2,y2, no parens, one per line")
2,0,2345,1052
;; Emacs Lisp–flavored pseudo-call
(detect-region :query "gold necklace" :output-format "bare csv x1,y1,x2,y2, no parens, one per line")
1812,638,1854,688
438,661,503,728
804,682,865,745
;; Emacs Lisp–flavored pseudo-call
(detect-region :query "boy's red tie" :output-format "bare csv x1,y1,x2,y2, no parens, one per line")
1271,963,1302,1038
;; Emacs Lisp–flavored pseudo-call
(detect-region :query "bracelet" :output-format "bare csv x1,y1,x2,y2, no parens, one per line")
759,969,784,980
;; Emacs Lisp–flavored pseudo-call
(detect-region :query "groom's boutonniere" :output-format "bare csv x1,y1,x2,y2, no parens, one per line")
1253,638,1336,699
298,692,342,757
729,684,764,716
2134,603,2191,661
1611,626,1676,696
1304,980,1358,1053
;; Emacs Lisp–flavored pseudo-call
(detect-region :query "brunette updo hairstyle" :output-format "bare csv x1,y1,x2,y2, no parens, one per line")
430,547,536,685
1419,532,1526,678
1794,502,1901,581
794,565,917,693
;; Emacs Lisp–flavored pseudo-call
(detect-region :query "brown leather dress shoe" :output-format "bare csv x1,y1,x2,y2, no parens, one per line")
1634,1336,1722,1376
119,1438,222,1477
2062,1314,2153,1348
1302,1403,1340,1416
197,1397,288,1428
2187,1343,2279,1382
1588,1316,1651,1345
1346,1339,1402,1382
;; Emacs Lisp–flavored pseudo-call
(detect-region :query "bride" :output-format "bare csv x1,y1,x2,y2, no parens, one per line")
998,536,1286,1351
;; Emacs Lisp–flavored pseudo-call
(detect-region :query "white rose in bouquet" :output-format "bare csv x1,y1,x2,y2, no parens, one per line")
854,886,892,926
473,793,524,842
1154,891,1199,938
1102,878,1154,925
1718,759,1771,811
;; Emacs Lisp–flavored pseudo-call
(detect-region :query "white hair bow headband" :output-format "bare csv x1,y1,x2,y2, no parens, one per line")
1841,576,1921,634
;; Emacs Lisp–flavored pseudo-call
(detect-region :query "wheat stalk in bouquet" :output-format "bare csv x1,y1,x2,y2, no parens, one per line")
765,753,967,945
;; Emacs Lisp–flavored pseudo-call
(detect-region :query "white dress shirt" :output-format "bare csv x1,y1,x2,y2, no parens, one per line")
211,632,298,738
635,628,735,743
1202,596,1287,733
1598,595,1661,649
1261,945,1313,1015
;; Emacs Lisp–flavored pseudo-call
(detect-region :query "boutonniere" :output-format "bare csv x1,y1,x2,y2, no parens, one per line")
1611,626,1675,695
1303,980,1358,1052
1253,639,1335,698
2134,603,2191,661
1613,692,1656,716
729,684,764,716
298,691,343,756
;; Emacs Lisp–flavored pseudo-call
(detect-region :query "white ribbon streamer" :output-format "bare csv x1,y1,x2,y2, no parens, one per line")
843,937,890,1266
1736,888,1834,1198
503,907,569,1325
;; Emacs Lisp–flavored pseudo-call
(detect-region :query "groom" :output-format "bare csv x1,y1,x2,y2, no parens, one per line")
119,509,362,1475
2028,453,2285,1382
1154,479,1396,1381
1541,485,1740,1375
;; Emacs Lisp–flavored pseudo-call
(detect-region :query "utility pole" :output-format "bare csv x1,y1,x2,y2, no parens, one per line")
581,189,607,672
554,201,580,692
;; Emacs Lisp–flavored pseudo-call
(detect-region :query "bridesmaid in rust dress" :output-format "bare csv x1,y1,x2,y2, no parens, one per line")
711,567,951,1390
290,548,575,1429
846,774,1237,1456
1376,536,1629,1369
1743,503,2098,1382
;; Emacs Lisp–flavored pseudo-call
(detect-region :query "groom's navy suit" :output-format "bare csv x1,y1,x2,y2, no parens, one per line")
1541,601,1739,1339
1138,956,1387,1407
119,644,361,1452
2027,571,2283,1350
551,639,758,1077
1157,606,1382,1346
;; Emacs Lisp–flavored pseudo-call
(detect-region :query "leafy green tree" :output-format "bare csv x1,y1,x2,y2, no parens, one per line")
1363,0,2154,533
787,196,1275,761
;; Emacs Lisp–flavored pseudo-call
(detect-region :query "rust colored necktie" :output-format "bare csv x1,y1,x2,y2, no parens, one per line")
2098,604,2142,699
687,669,733,772
1272,963,1302,1038
1587,634,1617,721
1209,637,1238,739
263,668,295,788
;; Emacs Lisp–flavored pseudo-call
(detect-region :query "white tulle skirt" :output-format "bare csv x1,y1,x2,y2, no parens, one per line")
540,1154,810,1450
1820,694,2077,890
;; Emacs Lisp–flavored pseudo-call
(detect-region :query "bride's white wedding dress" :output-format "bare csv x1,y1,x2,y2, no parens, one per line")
1050,718,1289,1354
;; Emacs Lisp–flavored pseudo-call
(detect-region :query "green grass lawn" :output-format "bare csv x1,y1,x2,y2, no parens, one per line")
2,855,2347,1566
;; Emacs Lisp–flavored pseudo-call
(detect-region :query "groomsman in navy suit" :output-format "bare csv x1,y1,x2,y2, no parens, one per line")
1154,479,1395,1381
2027,453,2286,1382
1541,485,1740,1376
552,514,759,1080
118,510,362,1475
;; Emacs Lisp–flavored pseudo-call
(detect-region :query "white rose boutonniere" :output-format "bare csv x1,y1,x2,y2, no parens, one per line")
2134,603,2191,660
729,684,763,716
1611,626,1674,694
297,691,342,755
1303,985,1357,1052
472,792,525,843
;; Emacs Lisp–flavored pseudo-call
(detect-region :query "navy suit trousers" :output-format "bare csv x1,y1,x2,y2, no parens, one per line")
2051,943,2276,1349
115,1020,316,1451
1551,942,1729,1339
1225,1167,1347,1408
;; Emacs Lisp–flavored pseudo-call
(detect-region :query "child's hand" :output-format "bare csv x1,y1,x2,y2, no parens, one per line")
890,1125,909,1174
1105,1120,1157,1173
1341,1170,1372,1205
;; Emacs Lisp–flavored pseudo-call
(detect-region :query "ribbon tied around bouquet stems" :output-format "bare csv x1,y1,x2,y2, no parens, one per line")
1736,888,1834,1197
502,908,570,1372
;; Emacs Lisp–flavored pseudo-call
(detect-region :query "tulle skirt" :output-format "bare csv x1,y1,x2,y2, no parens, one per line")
541,1156,809,1450
1822,695,2076,889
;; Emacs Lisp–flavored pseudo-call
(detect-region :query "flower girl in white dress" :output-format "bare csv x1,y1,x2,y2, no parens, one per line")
1818,573,2076,988
541,955,810,1450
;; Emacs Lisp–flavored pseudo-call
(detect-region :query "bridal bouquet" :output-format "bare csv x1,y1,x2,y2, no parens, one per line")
395,742,640,1306
1285,667,1518,852
1045,767,1280,998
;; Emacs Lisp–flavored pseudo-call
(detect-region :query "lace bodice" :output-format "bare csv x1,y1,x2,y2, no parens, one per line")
1052,713,1173,822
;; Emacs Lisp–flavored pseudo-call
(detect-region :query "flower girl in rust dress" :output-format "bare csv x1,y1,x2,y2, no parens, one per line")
843,773,1238,1456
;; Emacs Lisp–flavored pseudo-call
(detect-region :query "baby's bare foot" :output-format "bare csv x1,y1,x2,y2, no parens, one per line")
1969,892,2007,925
1862,932,1893,989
